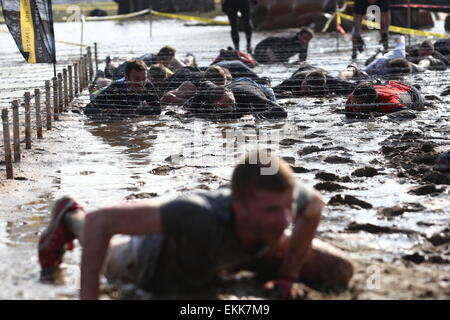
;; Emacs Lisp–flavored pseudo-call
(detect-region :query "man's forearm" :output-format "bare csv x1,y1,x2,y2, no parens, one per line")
277,215,320,279
79,202,162,299
80,210,113,300
277,196,323,280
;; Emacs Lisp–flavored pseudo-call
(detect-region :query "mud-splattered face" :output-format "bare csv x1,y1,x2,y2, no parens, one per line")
242,188,294,245
125,69,147,93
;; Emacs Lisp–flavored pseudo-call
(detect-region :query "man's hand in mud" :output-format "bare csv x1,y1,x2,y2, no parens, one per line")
264,278,308,300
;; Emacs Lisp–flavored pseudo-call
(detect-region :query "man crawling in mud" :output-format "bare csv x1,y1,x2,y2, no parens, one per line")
38,151,353,300
345,80,424,117
85,59,161,118
273,62,357,98
183,79,285,120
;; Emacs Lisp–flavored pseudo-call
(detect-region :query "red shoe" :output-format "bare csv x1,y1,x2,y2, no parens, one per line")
38,196,84,276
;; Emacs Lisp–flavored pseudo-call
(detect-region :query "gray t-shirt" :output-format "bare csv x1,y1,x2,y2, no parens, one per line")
135,186,313,294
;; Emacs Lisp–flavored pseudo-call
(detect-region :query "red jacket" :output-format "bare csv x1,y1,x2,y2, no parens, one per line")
211,50,256,68
346,81,413,113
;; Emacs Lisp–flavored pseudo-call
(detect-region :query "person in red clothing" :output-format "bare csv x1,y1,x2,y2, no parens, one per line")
211,47,257,68
345,81,424,116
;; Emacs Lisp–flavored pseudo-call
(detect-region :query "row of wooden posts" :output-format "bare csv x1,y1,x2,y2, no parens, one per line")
1,44,98,179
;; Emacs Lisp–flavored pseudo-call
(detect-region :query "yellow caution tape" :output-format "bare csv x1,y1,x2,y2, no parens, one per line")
52,3,117,11
149,10,229,25
345,1,354,6
55,39,89,47
337,12,449,39
85,8,150,21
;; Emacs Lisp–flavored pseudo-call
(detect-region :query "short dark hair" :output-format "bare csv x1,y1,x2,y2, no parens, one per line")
298,27,314,38
125,59,147,76
420,40,434,52
157,45,176,59
387,58,412,75
352,81,378,104
232,151,296,202
304,71,327,88
219,47,240,61
148,63,170,81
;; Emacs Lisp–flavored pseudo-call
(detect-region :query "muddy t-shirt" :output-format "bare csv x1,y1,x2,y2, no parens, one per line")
135,186,313,294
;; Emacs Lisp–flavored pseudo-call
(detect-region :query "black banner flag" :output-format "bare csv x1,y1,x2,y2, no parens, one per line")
0,0,56,63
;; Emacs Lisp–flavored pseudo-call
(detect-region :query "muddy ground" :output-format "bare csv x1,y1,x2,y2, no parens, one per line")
0,18,449,299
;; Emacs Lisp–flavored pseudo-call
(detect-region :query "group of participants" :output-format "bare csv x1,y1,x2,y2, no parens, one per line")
84,33,450,120
36,30,450,300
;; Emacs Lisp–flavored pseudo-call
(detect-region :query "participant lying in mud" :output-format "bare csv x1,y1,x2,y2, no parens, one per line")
105,46,195,80
85,60,161,117
253,27,314,64
406,40,449,68
38,151,353,300
211,46,256,68
273,62,357,98
161,66,228,106
360,37,447,77
340,37,441,80
345,81,424,117
183,79,286,120
434,38,450,62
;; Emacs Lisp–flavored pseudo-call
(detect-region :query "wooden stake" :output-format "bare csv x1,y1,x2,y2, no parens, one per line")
87,47,94,82
45,80,52,130
74,63,79,96
63,68,69,110
58,73,63,114
94,42,98,72
79,58,84,91
68,65,74,102
84,54,89,87
1,109,13,179
53,77,59,121
35,89,43,139
24,92,32,149
11,100,21,162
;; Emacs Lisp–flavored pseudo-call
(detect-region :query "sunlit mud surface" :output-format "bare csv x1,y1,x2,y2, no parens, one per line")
0,18,449,299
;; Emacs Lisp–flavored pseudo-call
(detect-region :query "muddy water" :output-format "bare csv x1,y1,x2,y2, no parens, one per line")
1,19,449,299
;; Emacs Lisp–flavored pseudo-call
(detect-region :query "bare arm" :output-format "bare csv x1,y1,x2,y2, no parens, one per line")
161,90,189,105
277,188,324,281
161,81,196,105
80,201,161,300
